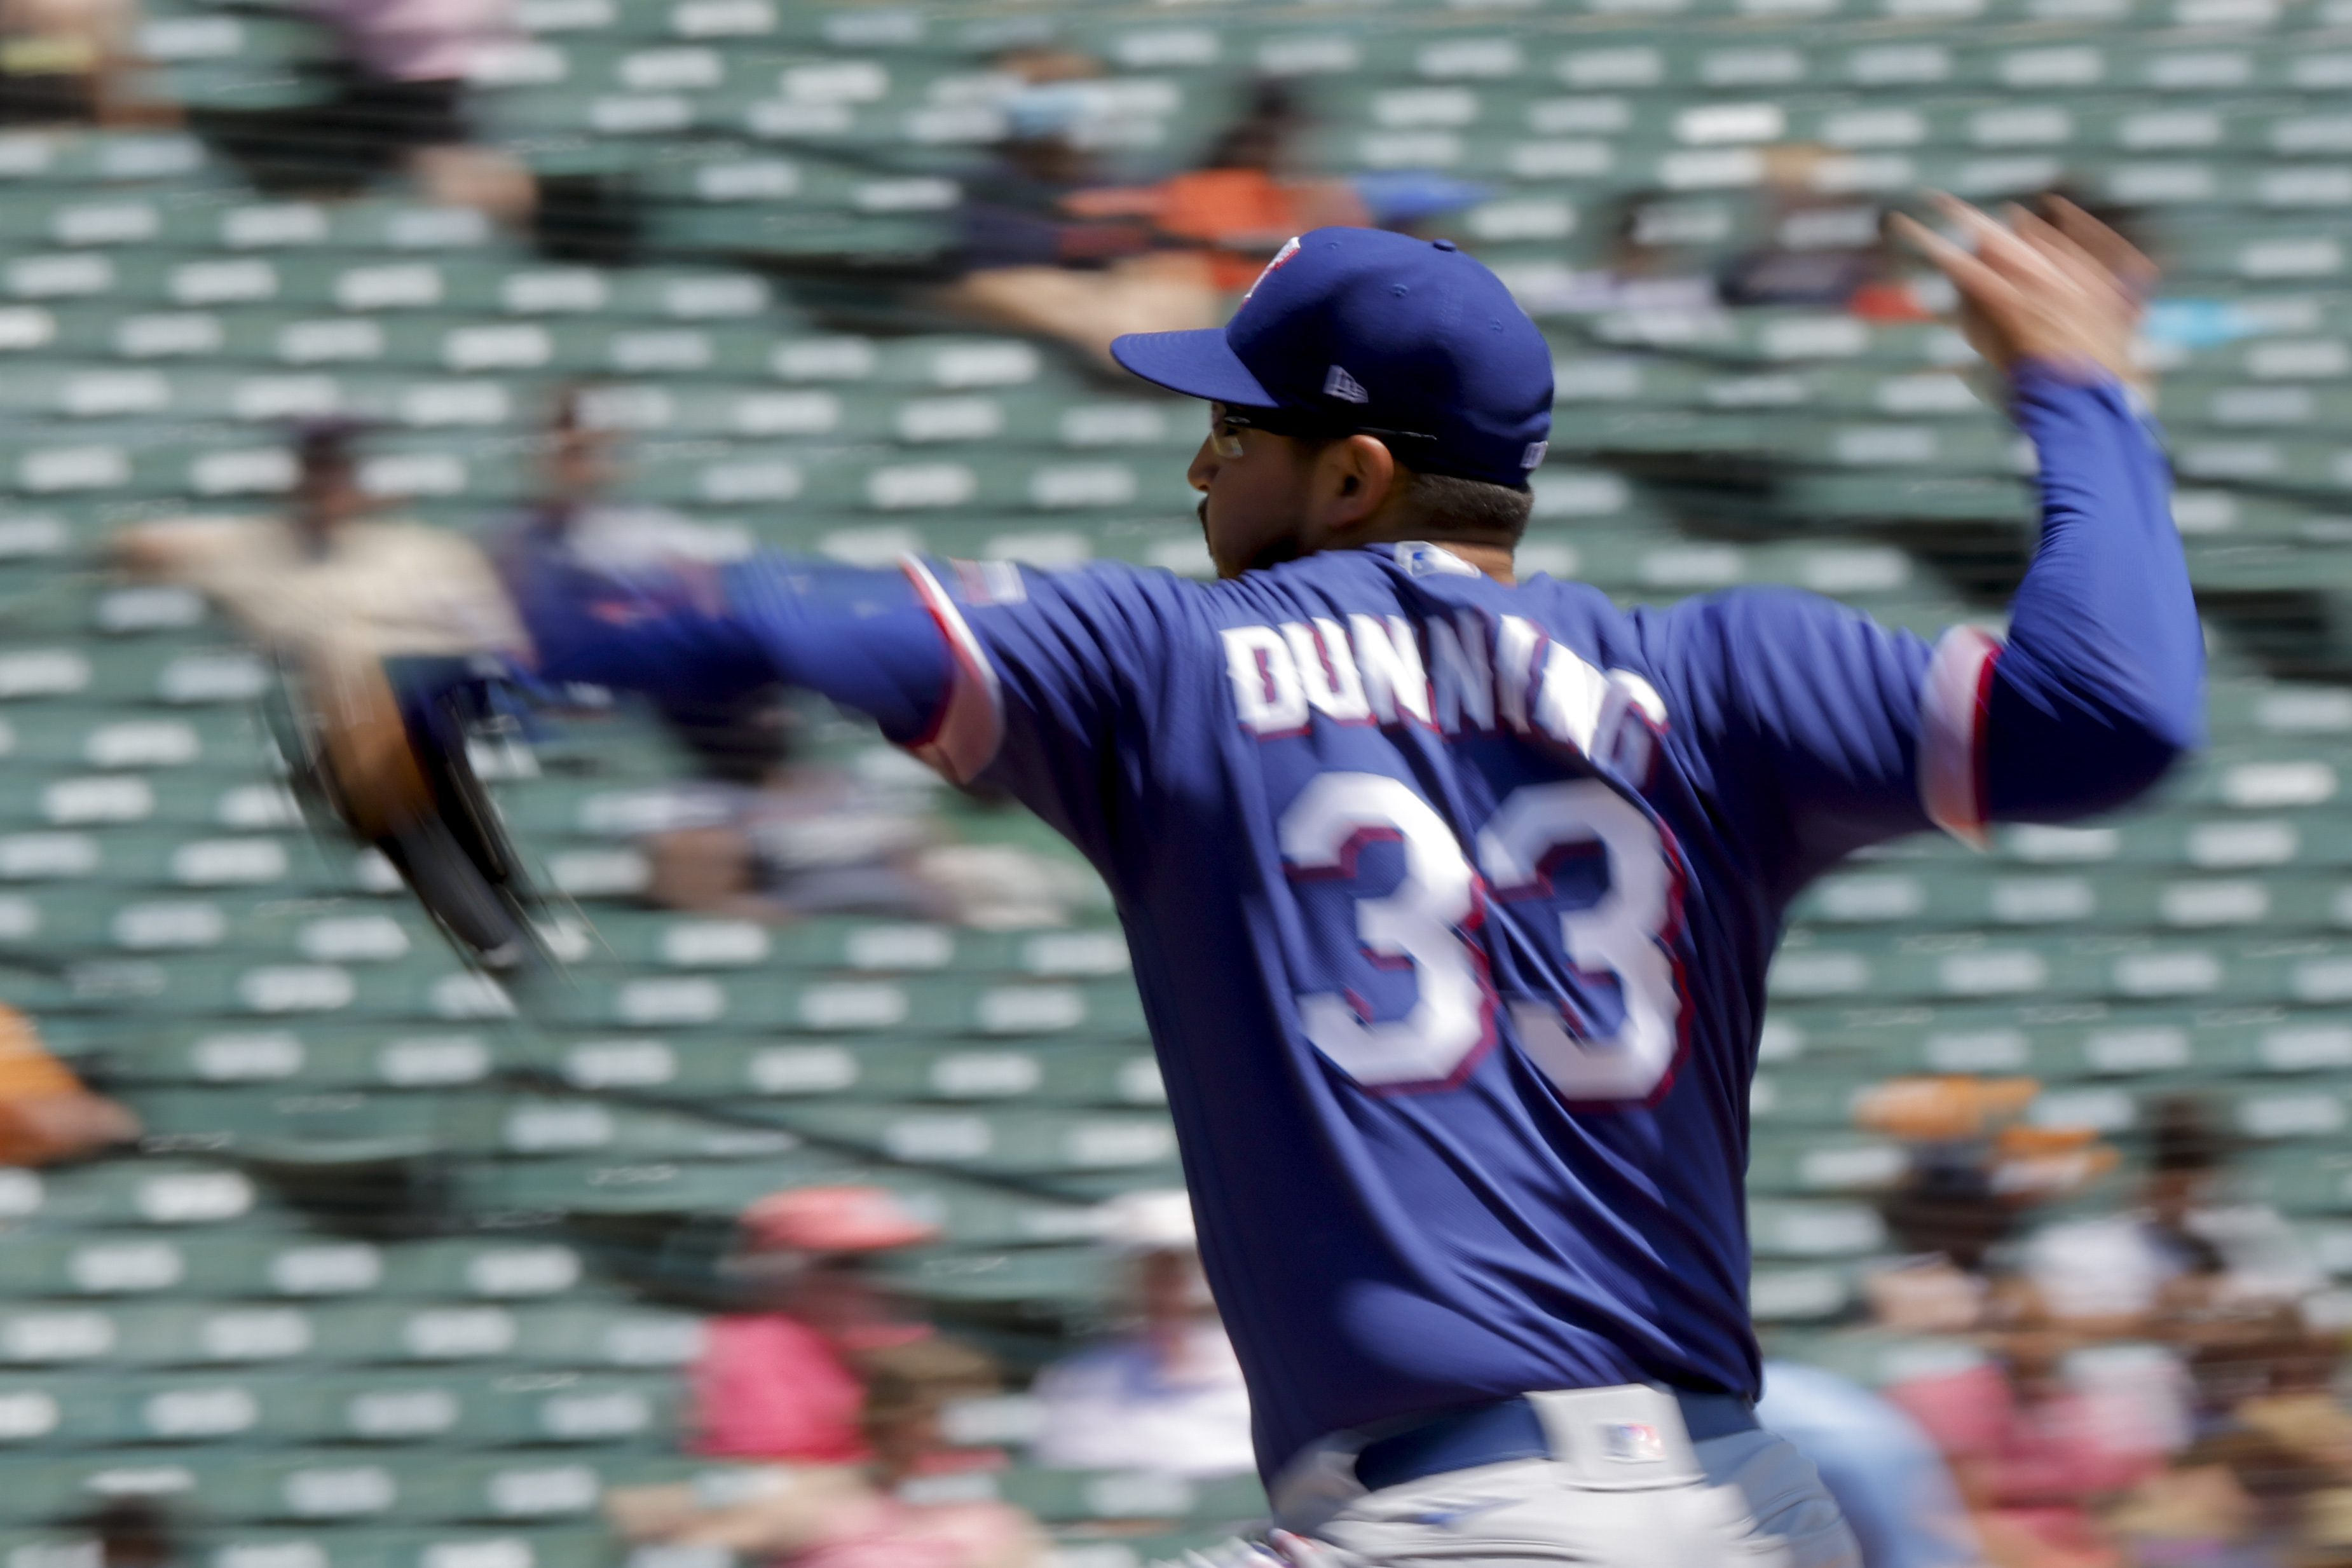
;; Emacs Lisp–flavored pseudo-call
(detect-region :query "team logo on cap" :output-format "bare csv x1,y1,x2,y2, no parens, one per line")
1323,364,1369,404
1521,440,1550,469
1244,236,1302,301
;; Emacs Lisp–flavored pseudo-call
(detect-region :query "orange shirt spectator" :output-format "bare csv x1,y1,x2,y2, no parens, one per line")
0,1005,136,1167
1069,172,1366,293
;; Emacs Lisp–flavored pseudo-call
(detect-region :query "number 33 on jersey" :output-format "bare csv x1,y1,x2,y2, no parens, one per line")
1229,607,1686,1105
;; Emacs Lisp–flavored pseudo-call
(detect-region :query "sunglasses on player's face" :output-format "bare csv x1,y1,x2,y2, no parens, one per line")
1208,402,1438,461
1207,403,1313,458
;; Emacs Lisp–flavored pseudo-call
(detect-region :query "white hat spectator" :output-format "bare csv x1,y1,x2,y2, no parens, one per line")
1097,1189,1197,1256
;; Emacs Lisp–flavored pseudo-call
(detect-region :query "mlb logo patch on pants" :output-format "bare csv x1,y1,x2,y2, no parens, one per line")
1604,1422,1666,1463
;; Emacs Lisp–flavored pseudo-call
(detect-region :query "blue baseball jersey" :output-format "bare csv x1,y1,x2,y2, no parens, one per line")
510,366,2202,1480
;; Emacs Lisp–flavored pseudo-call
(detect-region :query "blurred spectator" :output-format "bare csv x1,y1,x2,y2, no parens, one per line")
933,66,1213,369
497,387,775,781
1507,187,1725,329
493,395,948,924
1720,213,1878,308
1854,1167,2161,1568
689,1185,938,1465
2004,1100,2341,1565
507,387,751,578
493,399,1100,928
67,1496,184,1568
618,1338,1045,1568
0,1004,136,1166
2021,1097,2321,1333
1030,1189,1254,1479
626,725,956,925
789,1339,1045,1568
118,420,526,680
116,423,535,967
1915,1339,2175,1568
1515,161,1938,327
951,53,1137,274
1718,149,1890,310
0,0,138,125
2092,1303,2352,1561
1348,170,1493,236
306,0,532,218
1064,79,1367,292
1757,1361,1982,1568
1829,1085,2348,1568
1833,1084,2184,1566
936,76,1362,368
1850,1077,2098,1336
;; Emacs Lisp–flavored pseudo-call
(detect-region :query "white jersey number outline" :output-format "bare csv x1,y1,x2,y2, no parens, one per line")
1279,773,1491,1087
1478,781,1683,1101
1280,772,1682,1101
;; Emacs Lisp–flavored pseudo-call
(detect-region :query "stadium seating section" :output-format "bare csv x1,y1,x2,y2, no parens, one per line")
6,0,2352,1560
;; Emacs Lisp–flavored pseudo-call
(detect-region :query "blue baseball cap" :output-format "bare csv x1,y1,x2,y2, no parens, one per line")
1111,227,1554,488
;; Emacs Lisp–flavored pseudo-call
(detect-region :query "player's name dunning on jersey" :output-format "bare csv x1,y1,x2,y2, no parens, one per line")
1220,610,1669,772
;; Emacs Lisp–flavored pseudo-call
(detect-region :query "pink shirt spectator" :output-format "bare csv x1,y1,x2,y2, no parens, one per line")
794,1498,1037,1568
1890,1359,2177,1504
1889,1356,2177,1567
691,1313,870,1465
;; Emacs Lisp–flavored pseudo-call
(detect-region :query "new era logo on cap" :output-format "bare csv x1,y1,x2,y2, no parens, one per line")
1323,364,1369,404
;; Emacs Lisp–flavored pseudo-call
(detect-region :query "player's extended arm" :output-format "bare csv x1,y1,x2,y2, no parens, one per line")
503,539,976,774
1903,196,2203,827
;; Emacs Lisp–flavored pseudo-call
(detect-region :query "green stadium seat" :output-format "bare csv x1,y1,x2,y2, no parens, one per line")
766,1103,1176,1177
1749,1199,1888,1258
277,1370,678,1445
456,1154,846,1219
992,1468,1266,1528
1747,1135,1907,1195
189,1529,623,1568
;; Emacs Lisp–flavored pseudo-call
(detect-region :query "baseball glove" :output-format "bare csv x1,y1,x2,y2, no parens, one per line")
270,647,546,976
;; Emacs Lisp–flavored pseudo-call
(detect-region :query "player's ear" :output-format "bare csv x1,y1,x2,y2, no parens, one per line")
1324,434,1395,527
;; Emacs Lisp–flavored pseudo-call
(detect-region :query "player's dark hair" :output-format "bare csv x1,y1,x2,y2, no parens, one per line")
1393,467,1536,544
1284,431,1536,543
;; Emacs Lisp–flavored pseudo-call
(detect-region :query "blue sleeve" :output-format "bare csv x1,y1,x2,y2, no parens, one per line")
507,540,955,748
506,534,1196,864
1654,360,2201,886
1981,364,2205,821
1646,586,1938,881
896,559,1205,864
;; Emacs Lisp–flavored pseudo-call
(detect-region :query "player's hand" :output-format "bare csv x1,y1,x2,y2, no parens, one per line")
1892,194,2157,393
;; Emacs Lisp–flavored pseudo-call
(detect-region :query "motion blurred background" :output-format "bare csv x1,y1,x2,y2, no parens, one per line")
0,0,2348,1562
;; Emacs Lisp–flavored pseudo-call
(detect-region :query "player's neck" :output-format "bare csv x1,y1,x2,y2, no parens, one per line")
1343,534,1516,585
1437,541,1516,585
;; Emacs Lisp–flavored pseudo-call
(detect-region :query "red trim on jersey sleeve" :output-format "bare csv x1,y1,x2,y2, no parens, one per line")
900,555,1005,785
1920,625,2001,847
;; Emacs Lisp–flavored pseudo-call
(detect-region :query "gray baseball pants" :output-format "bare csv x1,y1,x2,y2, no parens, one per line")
1268,1384,1863,1567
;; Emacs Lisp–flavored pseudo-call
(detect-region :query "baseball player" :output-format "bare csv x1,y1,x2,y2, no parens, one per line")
496,198,2199,1566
